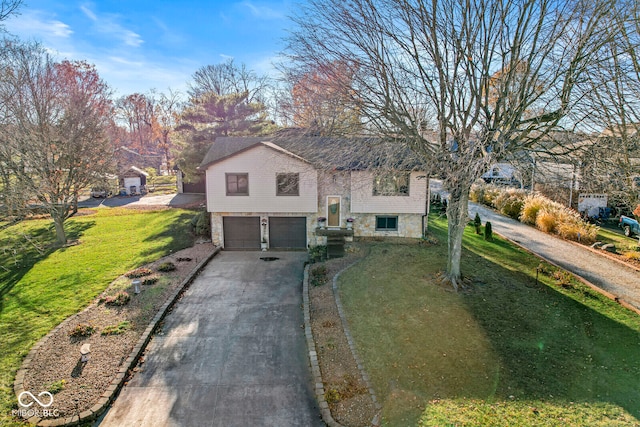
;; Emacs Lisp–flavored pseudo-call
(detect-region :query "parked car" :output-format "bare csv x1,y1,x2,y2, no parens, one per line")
90,187,110,198
619,215,640,237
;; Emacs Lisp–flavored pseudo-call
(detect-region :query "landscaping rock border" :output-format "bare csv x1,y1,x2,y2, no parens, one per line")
13,246,221,427
303,261,382,427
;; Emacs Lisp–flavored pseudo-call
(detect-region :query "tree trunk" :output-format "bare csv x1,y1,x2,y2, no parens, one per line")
446,186,470,291
53,215,67,246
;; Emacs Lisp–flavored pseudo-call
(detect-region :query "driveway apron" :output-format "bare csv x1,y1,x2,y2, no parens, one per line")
98,251,323,427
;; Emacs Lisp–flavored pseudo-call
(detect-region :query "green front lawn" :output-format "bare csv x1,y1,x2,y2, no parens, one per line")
0,208,195,426
338,217,640,426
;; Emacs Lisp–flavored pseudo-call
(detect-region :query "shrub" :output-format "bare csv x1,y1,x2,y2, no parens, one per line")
325,388,341,404
520,195,545,224
474,213,482,235
157,261,176,272
536,209,558,233
557,221,598,244
482,186,501,207
100,291,130,306
69,324,95,338
193,210,211,237
101,321,131,335
309,245,327,263
142,276,159,286
126,268,153,279
495,189,527,219
310,264,328,286
469,184,484,203
484,221,493,241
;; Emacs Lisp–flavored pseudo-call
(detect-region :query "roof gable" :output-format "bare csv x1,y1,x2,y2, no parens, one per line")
198,138,312,169
199,135,425,171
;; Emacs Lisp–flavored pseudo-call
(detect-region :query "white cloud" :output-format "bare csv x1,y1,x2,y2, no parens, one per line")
79,4,97,21
80,3,144,48
4,10,73,39
239,1,285,20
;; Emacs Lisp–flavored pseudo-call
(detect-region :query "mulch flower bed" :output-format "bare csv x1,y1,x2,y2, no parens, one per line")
18,243,214,420
309,244,379,426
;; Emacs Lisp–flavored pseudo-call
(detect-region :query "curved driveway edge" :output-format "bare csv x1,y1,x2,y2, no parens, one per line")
468,203,640,312
98,251,322,427
14,246,221,427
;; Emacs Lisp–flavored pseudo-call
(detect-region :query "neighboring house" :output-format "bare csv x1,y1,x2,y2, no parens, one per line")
115,146,168,175
119,166,149,195
481,163,521,187
199,136,427,250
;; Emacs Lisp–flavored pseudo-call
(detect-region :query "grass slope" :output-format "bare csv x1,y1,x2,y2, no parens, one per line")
338,216,640,426
0,208,194,426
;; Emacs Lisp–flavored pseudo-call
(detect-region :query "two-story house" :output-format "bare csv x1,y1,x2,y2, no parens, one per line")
199,136,427,250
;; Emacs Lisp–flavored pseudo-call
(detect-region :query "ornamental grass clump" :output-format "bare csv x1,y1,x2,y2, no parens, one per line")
520,194,546,224
494,188,527,219
482,186,502,207
536,208,558,233
101,321,131,336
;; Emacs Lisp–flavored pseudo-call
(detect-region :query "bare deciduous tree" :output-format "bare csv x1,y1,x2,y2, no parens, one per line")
575,2,640,213
0,40,114,245
286,0,618,289
279,60,363,136
188,59,270,104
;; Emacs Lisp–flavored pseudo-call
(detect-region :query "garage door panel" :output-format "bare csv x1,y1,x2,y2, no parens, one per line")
223,217,260,250
269,217,307,249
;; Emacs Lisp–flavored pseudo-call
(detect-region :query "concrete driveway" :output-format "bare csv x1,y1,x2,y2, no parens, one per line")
79,193,205,208
98,251,323,427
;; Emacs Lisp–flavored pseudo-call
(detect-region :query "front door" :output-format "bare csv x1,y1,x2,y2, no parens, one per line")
327,196,341,228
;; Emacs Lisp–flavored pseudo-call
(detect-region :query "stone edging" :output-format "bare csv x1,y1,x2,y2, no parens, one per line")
493,230,640,317
14,246,222,427
303,264,340,427
332,264,383,427
303,261,382,427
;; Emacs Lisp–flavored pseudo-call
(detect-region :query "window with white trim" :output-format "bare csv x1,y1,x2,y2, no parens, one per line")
226,173,249,196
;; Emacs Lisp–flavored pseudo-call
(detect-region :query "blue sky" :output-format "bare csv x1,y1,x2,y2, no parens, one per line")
4,0,296,96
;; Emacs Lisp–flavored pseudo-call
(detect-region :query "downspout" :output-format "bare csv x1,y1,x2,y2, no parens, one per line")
422,176,431,237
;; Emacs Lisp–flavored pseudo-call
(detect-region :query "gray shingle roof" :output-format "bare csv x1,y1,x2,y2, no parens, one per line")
198,135,424,171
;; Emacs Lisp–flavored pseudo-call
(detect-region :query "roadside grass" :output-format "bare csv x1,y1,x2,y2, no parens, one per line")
0,207,194,426
338,216,640,426
597,225,639,250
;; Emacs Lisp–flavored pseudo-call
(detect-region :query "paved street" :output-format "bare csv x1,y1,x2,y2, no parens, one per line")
98,251,322,427
469,203,640,310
